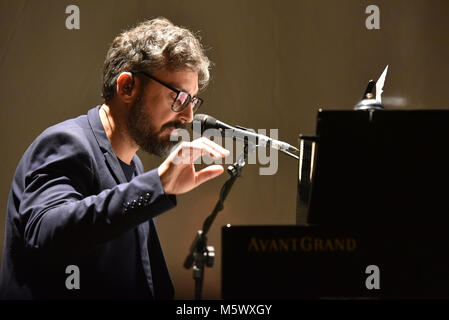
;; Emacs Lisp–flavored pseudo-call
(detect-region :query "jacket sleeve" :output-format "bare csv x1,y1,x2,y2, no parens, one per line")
19,129,176,256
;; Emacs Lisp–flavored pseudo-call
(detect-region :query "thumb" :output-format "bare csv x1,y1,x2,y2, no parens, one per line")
195,165,225,187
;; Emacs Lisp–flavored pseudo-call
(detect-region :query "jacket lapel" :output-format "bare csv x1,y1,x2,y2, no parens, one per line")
104,152,128,184
87,106,127,185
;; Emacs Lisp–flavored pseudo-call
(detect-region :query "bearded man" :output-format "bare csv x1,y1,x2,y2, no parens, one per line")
0,17,229,299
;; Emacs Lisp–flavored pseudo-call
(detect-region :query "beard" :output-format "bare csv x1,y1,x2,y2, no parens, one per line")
127,96,190,158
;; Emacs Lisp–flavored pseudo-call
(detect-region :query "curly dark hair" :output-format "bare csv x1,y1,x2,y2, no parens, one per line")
102,17,210,102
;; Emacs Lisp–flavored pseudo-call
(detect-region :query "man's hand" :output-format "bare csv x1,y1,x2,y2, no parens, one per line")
158,137,230,195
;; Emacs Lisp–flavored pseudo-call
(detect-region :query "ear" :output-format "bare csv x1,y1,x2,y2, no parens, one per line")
116,72,138,103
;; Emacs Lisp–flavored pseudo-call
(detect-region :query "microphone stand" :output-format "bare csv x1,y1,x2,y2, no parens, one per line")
183,141,252,300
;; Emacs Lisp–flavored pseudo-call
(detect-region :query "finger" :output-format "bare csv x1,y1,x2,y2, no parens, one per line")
198,137,230,156
171,142,198,165
190,141,223,159
197,137,230,156
195,165,225,186
173,143,218,165
174,140,228,163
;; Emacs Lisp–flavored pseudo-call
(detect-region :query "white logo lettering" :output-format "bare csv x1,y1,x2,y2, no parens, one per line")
65,264,80,290
365,5,380,30
65,5,80,30
365,264,380,289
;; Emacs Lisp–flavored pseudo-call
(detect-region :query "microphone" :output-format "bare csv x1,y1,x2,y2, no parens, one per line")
193,114,299,158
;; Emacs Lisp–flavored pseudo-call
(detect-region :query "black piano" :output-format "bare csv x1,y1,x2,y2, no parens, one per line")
222,109,449,299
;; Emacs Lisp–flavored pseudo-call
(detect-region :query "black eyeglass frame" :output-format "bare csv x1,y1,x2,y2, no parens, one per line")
131,71,203,113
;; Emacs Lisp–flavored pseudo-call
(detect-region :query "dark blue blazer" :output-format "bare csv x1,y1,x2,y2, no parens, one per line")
0,106,176,299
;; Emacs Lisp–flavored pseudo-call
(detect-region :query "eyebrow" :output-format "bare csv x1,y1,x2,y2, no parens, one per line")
173,83,198,97
164,79,198,96
137,72,198,97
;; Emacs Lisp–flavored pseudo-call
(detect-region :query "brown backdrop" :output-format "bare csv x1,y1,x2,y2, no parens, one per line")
1,0,448,299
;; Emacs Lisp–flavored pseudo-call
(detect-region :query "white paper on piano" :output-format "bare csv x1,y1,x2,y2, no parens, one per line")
376,65,389,103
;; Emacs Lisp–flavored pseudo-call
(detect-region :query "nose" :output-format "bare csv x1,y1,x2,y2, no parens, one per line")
178,102,194,123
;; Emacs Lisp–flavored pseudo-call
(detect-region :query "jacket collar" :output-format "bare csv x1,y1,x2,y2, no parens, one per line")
87,105,138,185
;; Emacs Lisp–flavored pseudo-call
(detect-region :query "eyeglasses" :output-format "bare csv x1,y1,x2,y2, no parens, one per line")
132,71,203,114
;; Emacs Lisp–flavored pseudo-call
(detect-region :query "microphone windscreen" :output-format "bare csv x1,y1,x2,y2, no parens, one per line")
193,114,218,130
193,114,209,123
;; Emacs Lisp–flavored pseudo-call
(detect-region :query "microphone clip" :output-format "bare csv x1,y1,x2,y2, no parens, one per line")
227,140,253,177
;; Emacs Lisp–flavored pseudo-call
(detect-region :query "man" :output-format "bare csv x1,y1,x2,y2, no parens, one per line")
0,17,229,299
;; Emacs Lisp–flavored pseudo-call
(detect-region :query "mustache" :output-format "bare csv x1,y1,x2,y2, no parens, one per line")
160,121,189,132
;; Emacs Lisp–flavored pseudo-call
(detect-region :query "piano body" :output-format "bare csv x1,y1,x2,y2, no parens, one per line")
222,109,449,299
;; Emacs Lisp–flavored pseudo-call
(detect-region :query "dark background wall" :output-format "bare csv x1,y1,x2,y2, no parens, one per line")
1,0,448,299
